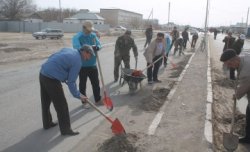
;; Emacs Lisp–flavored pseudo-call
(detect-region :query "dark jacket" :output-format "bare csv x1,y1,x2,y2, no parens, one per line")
223,36,235,51
182,30,189,40
233,39,244,55
145,27,153,39
114,35,138,57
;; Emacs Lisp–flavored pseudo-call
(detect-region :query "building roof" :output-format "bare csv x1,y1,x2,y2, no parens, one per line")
100,8,142,16
65,11,104,20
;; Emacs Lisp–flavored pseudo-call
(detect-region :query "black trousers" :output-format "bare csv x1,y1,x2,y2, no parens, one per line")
79,67,101,102
183,39,188,49
39,73,71,133
144,37,152,47
147,55,162,82
245,94,250,138
230,68,236,80
163,52,169,65
169,39,176,51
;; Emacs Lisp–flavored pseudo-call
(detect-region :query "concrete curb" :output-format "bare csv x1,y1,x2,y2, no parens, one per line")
204,39,214,150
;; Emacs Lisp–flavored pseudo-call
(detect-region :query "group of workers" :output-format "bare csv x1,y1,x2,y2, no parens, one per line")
39,21,250,147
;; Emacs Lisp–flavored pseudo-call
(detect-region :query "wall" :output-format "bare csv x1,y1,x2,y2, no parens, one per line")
0,21,110,33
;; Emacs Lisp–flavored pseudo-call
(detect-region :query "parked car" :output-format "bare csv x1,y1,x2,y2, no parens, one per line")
114,26,127,31
32,28,64,40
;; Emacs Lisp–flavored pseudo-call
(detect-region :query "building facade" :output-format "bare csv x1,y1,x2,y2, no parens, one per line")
99,8,143,28
63,9,104,25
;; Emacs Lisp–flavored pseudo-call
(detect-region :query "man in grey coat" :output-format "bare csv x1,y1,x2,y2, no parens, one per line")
220,49,250,144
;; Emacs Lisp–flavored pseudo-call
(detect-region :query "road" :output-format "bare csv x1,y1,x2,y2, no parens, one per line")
0,39,147,152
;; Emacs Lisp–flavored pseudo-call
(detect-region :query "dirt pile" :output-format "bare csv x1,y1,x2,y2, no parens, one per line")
97,133,139,152
169,55,191,78
0,47,31,53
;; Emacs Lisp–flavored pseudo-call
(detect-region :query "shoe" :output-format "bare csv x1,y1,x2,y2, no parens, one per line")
148,81,153,85
95,99,103,106
44,122,58,130
239,137,250,144
61,130,79,136
153,80,162,83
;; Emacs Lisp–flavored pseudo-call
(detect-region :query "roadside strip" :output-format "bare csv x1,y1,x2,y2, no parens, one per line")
147,52,196,135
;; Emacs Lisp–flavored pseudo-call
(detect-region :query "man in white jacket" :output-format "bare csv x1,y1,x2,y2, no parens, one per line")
144,32,166,84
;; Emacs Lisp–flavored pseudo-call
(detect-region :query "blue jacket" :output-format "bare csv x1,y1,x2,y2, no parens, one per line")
72,32,101,67
165,34,172,54
40,48,82,99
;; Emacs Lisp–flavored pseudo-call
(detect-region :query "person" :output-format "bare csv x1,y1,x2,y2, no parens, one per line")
182,27,189,49
72,21,102,107
114,30,138,82
222,31,235,52
169,26,179,51
191,31,198,48
174,37,184,56
163,33,172,67
39,45,94,136
144,25,153,48
214,29,218,40
229,34,245,80
220,49,250,144
144,32,166,84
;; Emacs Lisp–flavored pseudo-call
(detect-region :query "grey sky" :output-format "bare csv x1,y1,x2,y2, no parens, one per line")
34,0,250,28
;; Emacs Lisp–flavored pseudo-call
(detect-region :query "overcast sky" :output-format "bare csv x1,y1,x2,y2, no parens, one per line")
34,0,250,28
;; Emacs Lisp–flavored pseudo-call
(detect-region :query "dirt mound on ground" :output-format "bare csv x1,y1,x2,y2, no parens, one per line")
169,55,191,78
139,87,171,112
0,43,8,47
97,133,139,152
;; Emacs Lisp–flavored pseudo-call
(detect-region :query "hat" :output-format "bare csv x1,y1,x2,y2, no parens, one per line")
220,49,236,62
125,30,131,35
239,34,245,40
80,45,95,56
83,21,93,31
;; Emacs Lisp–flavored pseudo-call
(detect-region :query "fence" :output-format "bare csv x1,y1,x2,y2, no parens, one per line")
0,21,110,33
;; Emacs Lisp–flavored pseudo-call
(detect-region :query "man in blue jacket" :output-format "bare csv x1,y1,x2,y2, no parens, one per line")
39,45,94,136
72,21,102,106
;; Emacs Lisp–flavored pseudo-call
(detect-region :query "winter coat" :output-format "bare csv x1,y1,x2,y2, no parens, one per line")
114,35,138,57
143,38,166,63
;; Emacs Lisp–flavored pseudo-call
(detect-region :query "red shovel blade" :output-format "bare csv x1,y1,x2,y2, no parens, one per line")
111,118,126,135
103,91,113,111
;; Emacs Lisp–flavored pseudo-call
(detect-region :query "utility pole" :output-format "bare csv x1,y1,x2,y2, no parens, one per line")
168,2,170,24
204,0,210,35
59,0,62,22
246,7,249,28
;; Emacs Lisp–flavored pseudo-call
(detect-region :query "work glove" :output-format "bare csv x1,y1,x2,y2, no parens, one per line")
92,45,100,52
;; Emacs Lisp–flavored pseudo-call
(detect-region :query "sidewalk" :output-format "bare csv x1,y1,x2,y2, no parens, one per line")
145,49,212,151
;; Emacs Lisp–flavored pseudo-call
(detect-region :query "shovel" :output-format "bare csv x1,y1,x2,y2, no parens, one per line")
95,51,113,111
85,99,126,135
223,82,239,151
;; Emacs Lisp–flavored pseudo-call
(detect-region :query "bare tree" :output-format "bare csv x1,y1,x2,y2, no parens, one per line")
37,8,77,22
0,0,36,20
129,17,142,29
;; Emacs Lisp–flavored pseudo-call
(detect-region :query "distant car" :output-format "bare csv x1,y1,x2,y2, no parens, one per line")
114,26,127,31
32,28,64,40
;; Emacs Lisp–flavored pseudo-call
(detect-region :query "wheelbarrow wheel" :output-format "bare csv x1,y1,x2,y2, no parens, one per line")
128,81,137,94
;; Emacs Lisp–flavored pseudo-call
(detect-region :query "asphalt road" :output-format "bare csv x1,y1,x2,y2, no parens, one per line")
0,40,147,152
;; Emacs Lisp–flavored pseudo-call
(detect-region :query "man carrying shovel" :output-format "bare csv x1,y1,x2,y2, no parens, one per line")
39,45,94,136
220,49,250,144
144,32,166,84
72,21,102,108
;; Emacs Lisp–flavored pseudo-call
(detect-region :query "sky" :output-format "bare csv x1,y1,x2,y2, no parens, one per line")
34,0,250,28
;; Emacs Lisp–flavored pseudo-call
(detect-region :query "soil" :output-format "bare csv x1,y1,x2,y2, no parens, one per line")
169,54,191,78
210,38,249,152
